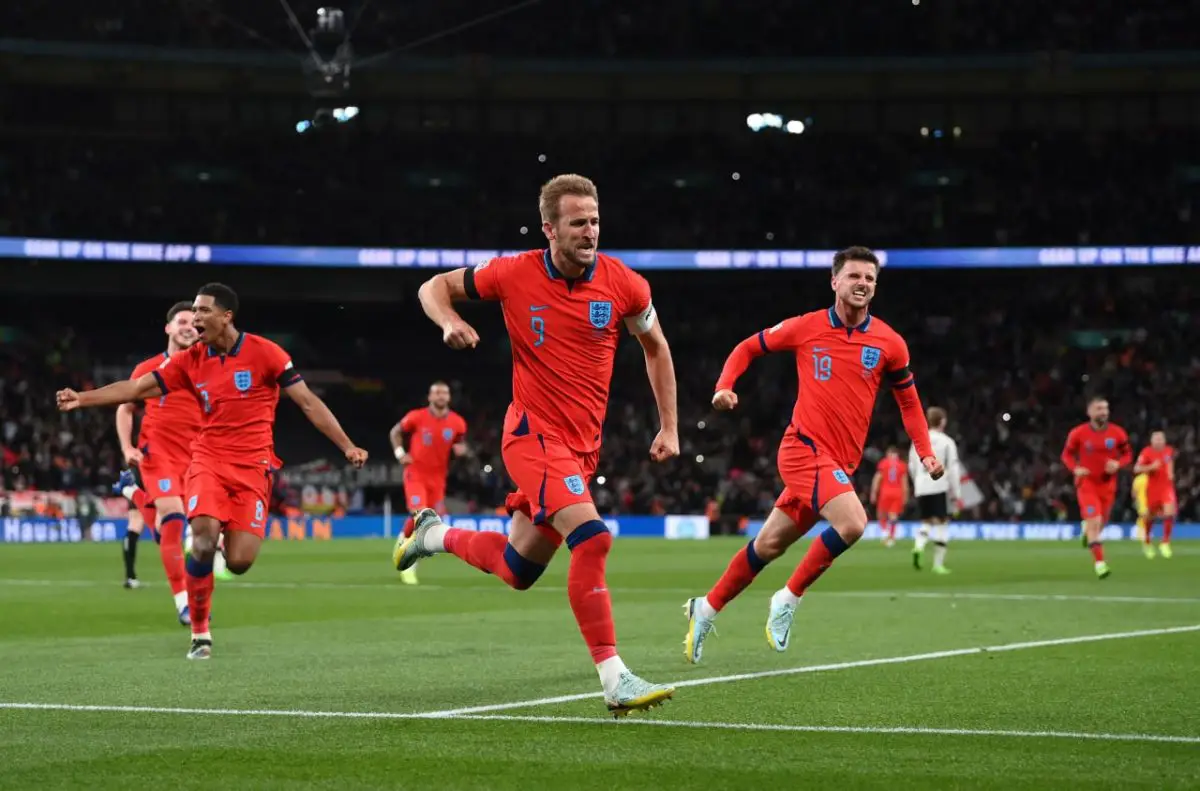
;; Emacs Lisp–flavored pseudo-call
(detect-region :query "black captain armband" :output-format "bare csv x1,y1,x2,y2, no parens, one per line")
887,366,915,390
463,267,481,300
277,366,303,388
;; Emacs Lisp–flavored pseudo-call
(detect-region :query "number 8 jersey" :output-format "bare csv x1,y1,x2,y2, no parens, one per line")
154,331,302,468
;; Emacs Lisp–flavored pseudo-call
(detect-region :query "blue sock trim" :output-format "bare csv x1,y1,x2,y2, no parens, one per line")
162,512,186,526
745,539,768,573
566,519,609,551
185,555,213,578
820,527,850,557
503,544,547,588
1088,541,1101,548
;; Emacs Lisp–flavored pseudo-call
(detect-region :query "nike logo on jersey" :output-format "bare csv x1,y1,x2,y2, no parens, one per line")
530,305,549,312
813,347,829,353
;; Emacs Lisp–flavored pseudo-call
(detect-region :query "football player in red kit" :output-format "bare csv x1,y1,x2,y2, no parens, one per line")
1061,396,1131,578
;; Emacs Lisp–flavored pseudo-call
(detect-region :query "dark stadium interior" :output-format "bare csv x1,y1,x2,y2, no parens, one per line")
0,2,1195,525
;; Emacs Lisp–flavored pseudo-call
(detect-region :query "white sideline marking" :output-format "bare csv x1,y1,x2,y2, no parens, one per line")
419,624,1200,716
1,705,1196,746
450,714,1200,744
2,578,1199,605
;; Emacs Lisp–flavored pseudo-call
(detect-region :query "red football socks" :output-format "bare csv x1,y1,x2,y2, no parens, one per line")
1163,518,1174,543
706,540,768,612
158,513,187,596
444,529,520,589
185,555,214,635
566,522,617,664
402,516,415,539
1089,542,1105,563
786,527,851,598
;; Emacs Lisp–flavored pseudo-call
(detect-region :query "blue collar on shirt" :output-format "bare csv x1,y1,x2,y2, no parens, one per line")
206,330,246,358
828,306,872,333
543,249,596,282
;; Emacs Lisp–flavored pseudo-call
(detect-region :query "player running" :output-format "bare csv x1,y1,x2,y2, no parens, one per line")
909,407,961,574
869,446,907,547
1060,396,1131,579
395,174,681,717
57,283,368,659
389,380,468,584
111,301,201,620
1134,431,1177,559
683,246,942,664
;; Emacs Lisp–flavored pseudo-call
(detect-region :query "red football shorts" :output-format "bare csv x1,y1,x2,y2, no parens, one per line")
140,453,189,504
134,497,158,528
876,490,905,518
185,456,273,538
501,406,599,531
1076,479,1115,523
403,467,447,514
774,437,857,528
1147,484,1177,514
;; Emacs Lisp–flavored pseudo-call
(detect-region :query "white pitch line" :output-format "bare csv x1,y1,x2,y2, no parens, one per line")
2,578,1199,605
419,624,1200,717
1,704,1195,746
449,714,1200,745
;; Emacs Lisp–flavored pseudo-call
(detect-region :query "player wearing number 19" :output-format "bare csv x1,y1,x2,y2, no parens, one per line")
684,246,943,664
56,283,369,660
397,174,681,717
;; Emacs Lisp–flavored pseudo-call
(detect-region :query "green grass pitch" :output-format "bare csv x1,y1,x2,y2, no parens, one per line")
2,537,1198,789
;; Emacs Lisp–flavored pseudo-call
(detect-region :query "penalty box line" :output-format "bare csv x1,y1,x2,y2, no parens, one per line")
418,623,1200,717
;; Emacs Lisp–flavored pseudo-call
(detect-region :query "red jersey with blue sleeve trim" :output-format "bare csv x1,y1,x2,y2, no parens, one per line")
129,352,204,463
152,332,302,466
716,306,933,473
464,249,653,453
400,407,467,479
1060,422,1131,488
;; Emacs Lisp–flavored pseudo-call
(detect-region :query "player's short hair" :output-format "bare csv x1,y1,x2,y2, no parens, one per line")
1087,395,1108,406
886,445,899,455
832,246,881,276
429,380,450,391
539,174,599,224
166,301,194,322
197,283,239,316
927,407,947,428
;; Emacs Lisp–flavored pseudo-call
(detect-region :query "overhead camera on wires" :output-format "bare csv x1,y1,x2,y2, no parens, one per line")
297,7,358,133
303,7,353,99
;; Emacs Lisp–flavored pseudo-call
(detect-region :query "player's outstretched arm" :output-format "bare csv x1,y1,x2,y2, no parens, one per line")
418,268,480,349
57,373,162,412
283,381,368,467
869,472,881,504
889,369,941,479
634,320,679,462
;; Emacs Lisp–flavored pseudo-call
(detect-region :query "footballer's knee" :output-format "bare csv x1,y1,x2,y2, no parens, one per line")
753,529,790,562
503,543,547,591
225,560,254,576
832,511,868,543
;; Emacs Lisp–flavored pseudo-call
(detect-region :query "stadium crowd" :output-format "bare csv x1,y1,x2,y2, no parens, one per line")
2,267,1195,527
3,131,1197,250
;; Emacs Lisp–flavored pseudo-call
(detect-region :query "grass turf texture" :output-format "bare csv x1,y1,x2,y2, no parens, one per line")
1,538,1198,790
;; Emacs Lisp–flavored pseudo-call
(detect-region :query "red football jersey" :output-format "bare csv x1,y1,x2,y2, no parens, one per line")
129,351,204,462
1136,444,1175,490
717,307,930,472
1060,422,1131,486
467,249,653,453
876,456,906,492
400,407,467,479
152,332,302,466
